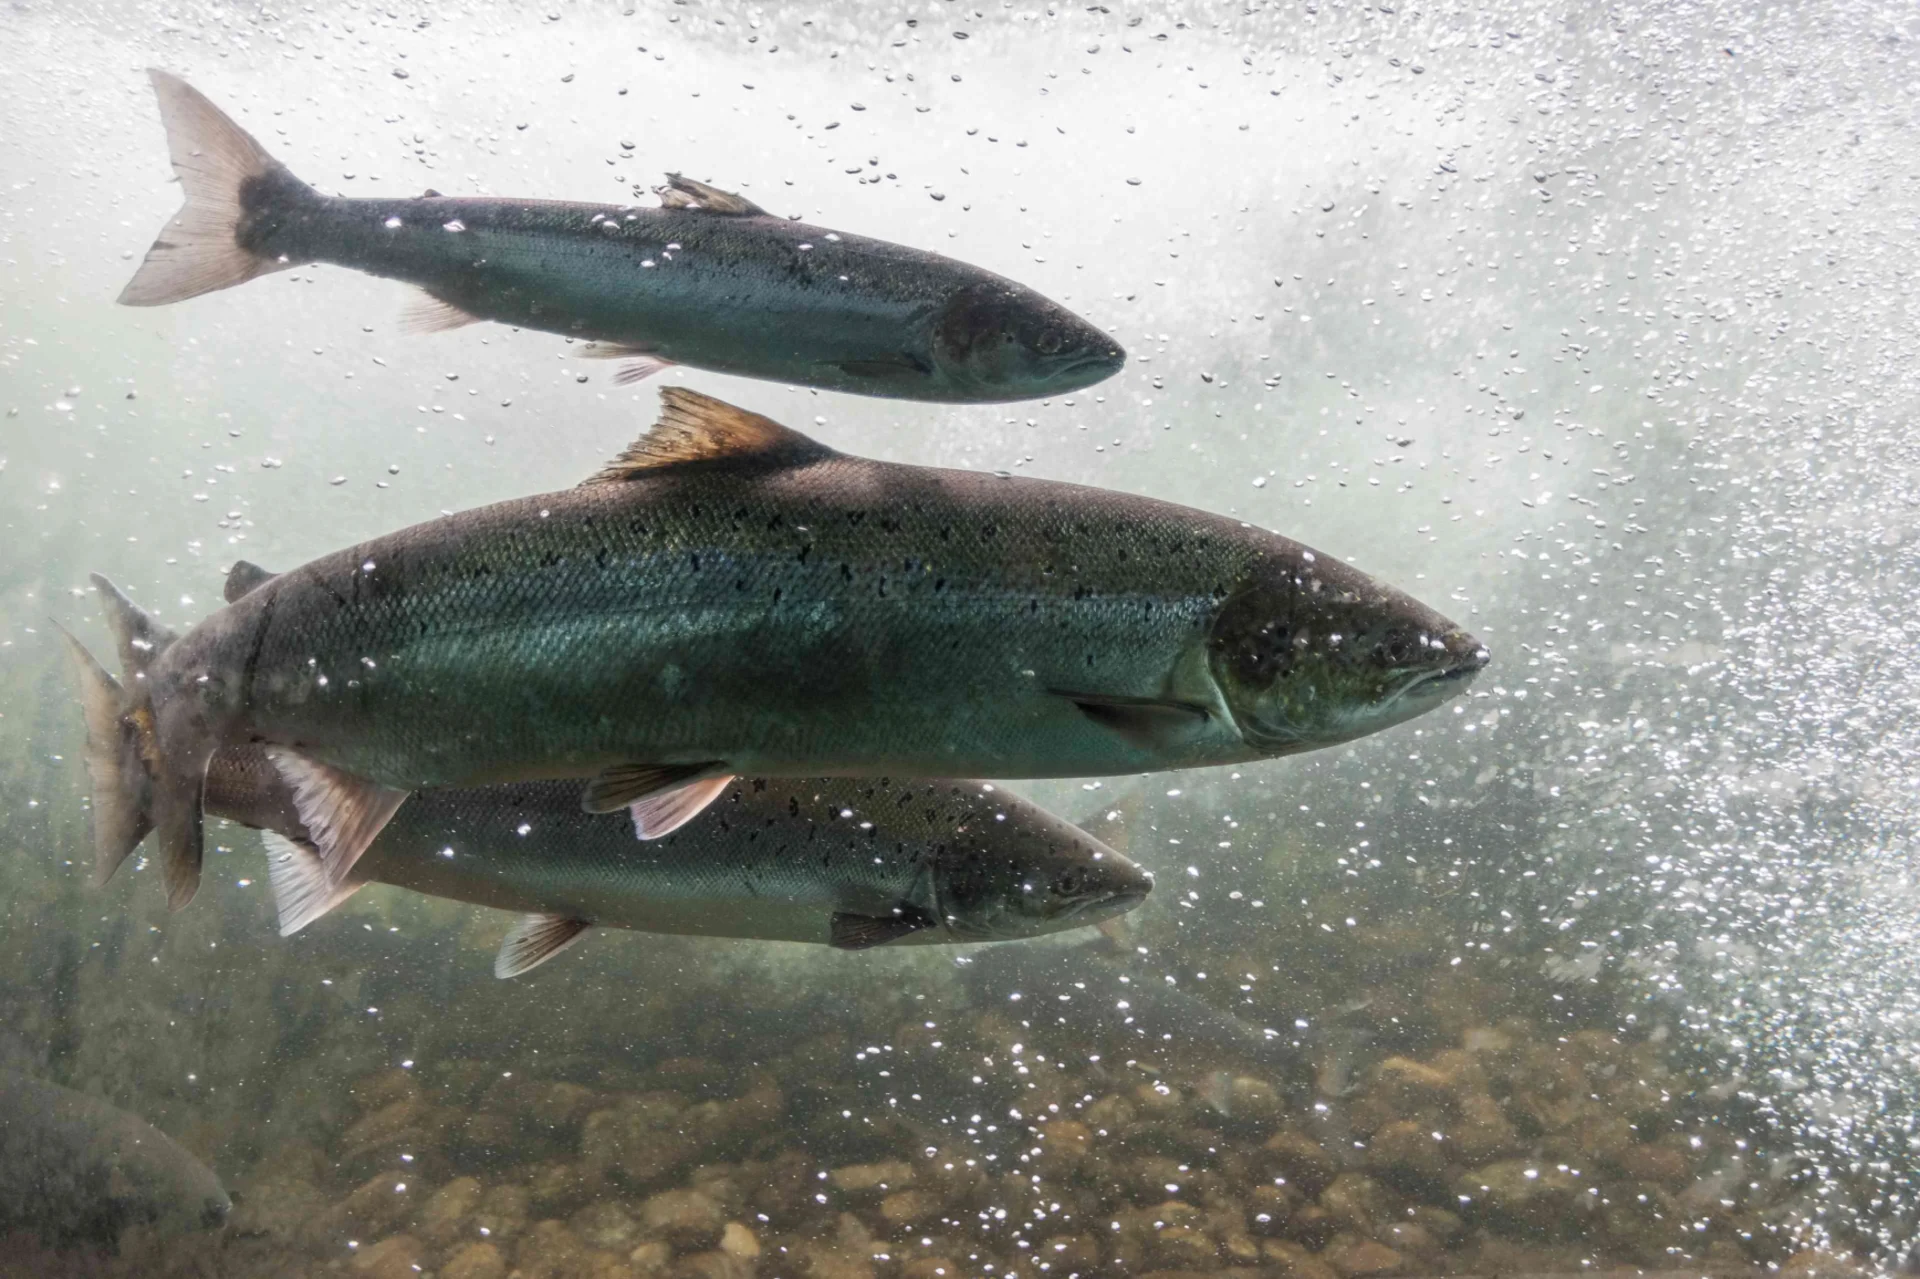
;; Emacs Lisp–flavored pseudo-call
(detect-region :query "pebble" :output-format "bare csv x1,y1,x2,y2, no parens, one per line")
639,1186,726,1249
349,1234,425,1279
441,1240,507,1279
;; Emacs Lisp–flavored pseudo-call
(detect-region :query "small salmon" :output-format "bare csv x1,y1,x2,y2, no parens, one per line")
118,70,1123,402
195,747,1151,974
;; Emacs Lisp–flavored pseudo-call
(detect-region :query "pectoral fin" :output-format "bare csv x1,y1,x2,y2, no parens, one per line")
837,352,935,381
628,773,736,840
261,831,364,936
265,748,409,884
829,905,938,951
495,913,592,979
1050,689,1210,751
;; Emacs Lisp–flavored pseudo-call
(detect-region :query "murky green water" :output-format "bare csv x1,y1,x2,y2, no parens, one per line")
3,1,1918,1276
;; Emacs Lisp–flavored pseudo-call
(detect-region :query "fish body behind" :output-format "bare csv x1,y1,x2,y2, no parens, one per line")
0,1072,229,1248
201,748,1152,967
119,71,1123,401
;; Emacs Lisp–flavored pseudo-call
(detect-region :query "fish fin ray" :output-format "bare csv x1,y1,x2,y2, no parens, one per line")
264,748,408,885
91,573,179,680
1049,689,1210,751
50,622,151,886
656,173,765,216
399,288,485,333
260,831,363,936
118,69,305,306
580,388,836,485
578,343,676,385
579,761,724,815
830,907,937,951
153,762,208,911
627,773,735,840
222,560,279,604
495,913,592,979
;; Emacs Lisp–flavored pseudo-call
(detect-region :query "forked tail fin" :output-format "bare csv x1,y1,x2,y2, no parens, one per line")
86,575,214,911
118,69,314,307
50,623,152,886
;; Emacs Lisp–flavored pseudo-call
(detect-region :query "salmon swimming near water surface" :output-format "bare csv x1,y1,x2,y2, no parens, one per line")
182,746,1151,973
59,388,1486,912
118,70,1124,402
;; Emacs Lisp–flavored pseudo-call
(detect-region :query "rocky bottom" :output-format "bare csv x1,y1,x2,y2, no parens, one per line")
0,895,1893,1279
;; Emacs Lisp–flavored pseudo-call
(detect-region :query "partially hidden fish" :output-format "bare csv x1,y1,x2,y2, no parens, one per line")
59,388,1487,910
118,70,1124,403
0,1070,229,1249
194,747,1151,976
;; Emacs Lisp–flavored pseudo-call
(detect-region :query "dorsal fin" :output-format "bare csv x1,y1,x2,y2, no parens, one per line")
581,388,838,485
223,560,279,604
656,173,765,216
90,574,179,680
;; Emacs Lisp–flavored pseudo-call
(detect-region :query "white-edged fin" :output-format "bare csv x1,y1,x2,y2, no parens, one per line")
580,761,727,815
222,559,278,604
628,773,735,840
119,69,301,306
580,388,838,485
260,831,363,936
399,289,484,333
264,748,408,884
1049,689,1210,752
495,913,592,979
656,173,765,216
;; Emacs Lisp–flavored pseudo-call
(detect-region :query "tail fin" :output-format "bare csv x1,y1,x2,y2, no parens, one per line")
50,623,152,885
91,572,179,684
118,69,308,307
90,575,211,911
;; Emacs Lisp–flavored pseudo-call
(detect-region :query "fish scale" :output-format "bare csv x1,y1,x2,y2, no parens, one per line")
200,752,1151,959
70,395,1482,908
119,70,1125,402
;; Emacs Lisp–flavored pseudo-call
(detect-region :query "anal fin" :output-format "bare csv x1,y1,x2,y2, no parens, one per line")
261,831,364,936
1050,689,1210,752
265,748,408,884
830,905,937,951
496,913,592,979
628,773,735,840
400,288,484,333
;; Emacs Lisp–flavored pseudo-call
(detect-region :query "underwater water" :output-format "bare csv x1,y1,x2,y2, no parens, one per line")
4,0,1920,1275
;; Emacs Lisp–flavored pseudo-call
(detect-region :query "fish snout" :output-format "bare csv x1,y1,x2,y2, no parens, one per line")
1435,629,1491,686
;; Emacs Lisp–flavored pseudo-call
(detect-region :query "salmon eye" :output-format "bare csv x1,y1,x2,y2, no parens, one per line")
1034,327,1064,355
1373,628,1418,666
